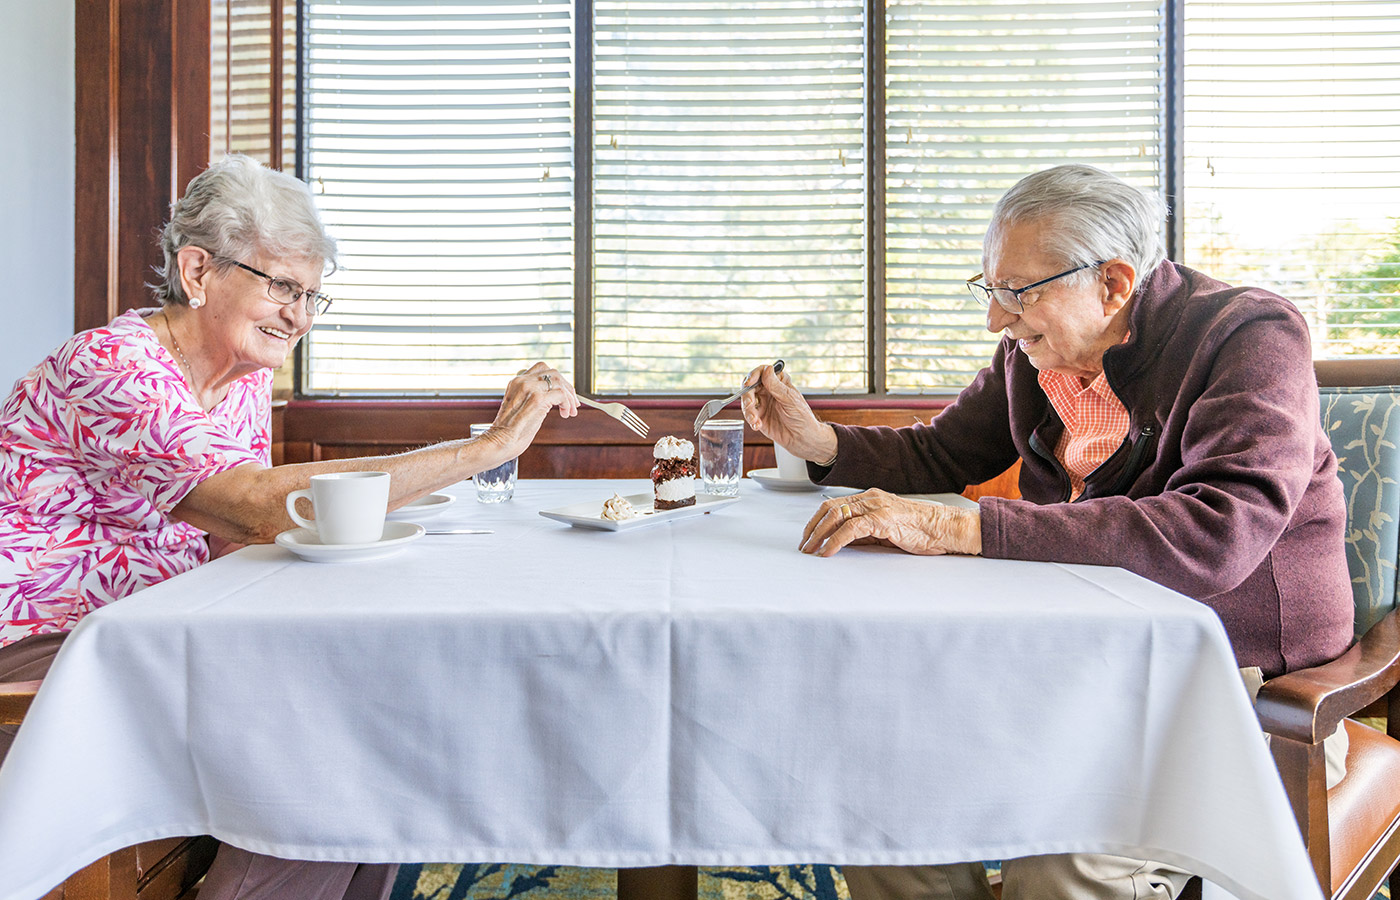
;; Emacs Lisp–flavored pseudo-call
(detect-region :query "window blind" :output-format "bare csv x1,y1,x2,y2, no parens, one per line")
1183,0,1400,357
884,0,1167,392
302,0,575,394
211,0,295,165
592,0,867,394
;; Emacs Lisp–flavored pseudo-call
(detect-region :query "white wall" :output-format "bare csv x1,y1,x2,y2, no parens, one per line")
0,2,74,392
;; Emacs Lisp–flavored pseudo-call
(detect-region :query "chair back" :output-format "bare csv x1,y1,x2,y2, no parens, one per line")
1317,359,1400,637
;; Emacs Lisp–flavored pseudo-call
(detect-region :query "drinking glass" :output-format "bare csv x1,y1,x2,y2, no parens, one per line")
470,423,517,503
698,419,744,496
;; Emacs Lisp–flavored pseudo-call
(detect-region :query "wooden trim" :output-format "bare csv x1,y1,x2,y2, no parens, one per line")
572,0,595,392
0,680,41,726
865,0,886,394
135,836,220,898
294,0,308,179
617,867,696,900
1315,358,1400,388
1270,735,1332,894
117,0,174,317
75,0,119,333
75,0,212,334
270,0,285,170
1163,0,1185,262
174,1,212,194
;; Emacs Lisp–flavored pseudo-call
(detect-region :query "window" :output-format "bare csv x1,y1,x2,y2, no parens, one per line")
275,0,1395,397
212,0,296,168
591,0,867,393
302,0,576,393
884,0,1166,391
1182,0,1400,357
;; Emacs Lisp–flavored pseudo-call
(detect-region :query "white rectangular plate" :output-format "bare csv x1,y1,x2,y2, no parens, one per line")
539,491,740,532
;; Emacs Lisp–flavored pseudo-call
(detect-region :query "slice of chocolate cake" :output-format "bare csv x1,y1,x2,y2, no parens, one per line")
651,436,697,510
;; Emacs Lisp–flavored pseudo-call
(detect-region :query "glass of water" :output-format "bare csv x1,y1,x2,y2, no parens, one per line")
698,418,744,496
469,423,517,503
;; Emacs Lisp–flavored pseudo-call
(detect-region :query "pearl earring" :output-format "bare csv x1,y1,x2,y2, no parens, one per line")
189,296,204,309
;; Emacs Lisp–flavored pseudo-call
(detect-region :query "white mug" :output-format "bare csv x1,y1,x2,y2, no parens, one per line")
773,443,810,482
285,471,391,544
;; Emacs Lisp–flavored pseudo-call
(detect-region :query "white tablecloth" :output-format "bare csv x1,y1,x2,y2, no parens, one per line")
0,479,1319,900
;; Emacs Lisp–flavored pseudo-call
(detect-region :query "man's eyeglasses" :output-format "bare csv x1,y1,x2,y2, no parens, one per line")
220,258,333,316
966,261,1104,314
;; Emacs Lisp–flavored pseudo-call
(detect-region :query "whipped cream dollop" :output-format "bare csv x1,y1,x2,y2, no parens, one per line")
601,493,638,521
653,435,694,460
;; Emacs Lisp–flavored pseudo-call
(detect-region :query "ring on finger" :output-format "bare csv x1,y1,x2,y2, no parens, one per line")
839,503,852,520
543,373,553,390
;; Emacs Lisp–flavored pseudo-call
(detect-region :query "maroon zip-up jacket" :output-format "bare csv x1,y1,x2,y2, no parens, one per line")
817,261,1353,677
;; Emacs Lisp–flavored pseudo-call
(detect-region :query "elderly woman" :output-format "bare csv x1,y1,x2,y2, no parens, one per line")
0,154,579,900
742,165,1355,900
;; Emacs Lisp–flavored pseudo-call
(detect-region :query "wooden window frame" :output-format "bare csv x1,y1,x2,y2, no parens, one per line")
75,0,210,333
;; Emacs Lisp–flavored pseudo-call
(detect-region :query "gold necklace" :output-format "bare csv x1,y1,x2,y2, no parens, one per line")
160,312,195,386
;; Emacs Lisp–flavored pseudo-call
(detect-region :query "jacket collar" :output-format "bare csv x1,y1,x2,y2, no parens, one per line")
1104,260,1191,390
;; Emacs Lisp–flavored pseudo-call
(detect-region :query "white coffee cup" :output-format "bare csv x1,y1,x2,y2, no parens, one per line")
285,471,391,544
773,443,809,482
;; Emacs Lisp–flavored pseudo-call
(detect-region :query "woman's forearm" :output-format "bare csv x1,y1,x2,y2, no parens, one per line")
173,436,506,544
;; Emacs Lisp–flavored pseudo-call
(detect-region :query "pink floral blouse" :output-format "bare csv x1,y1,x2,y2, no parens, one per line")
0,309,270,648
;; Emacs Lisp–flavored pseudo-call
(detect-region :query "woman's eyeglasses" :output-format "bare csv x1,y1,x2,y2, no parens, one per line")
220,258,333,316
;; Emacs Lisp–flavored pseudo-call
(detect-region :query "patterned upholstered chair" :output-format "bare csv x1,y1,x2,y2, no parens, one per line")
1254,359,1400,899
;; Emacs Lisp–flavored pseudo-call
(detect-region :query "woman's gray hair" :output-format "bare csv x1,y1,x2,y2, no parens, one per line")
986,164,1168,286
152,154,337,306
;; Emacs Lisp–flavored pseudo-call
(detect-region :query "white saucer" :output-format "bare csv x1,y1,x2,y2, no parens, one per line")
386,492,455,521
748,468,821,492
275,521,426,563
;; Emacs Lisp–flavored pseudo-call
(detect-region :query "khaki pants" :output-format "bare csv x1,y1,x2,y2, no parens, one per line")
843,667,1349,900
843,855,1195,900
0,633,400,900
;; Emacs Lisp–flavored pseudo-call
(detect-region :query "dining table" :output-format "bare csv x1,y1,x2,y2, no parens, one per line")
0,477,1321,900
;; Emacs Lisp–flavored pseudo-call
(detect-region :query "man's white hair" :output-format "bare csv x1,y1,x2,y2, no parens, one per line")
986,164,1168,285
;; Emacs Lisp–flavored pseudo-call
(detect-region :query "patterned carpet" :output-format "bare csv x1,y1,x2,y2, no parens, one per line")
388,863,1393,900
389,864,853,900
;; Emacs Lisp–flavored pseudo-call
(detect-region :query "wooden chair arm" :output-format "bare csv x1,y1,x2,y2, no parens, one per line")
1256,608,1400,744
0,679,42,726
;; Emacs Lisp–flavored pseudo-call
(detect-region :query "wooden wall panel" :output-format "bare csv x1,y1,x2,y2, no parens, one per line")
74,0,118,331
115,0,174,320
76,0,211,332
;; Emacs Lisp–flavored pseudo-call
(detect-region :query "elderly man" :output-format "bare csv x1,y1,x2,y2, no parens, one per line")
741,164,1354,900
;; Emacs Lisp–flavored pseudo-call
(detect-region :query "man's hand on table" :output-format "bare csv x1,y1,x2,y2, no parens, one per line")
800,488,983,558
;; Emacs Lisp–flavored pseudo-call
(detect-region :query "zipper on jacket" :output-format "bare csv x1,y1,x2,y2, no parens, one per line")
1105,423,1157,497
1028,429,1074,503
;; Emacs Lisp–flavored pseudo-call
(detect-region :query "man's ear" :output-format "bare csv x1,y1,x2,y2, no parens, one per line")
1102,259,1137,315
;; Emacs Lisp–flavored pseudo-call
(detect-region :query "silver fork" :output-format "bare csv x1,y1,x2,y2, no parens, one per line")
578,396,650,438
693,359,784,434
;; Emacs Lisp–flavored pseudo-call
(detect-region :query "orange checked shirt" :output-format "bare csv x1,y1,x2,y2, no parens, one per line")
1037,367,1130,501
